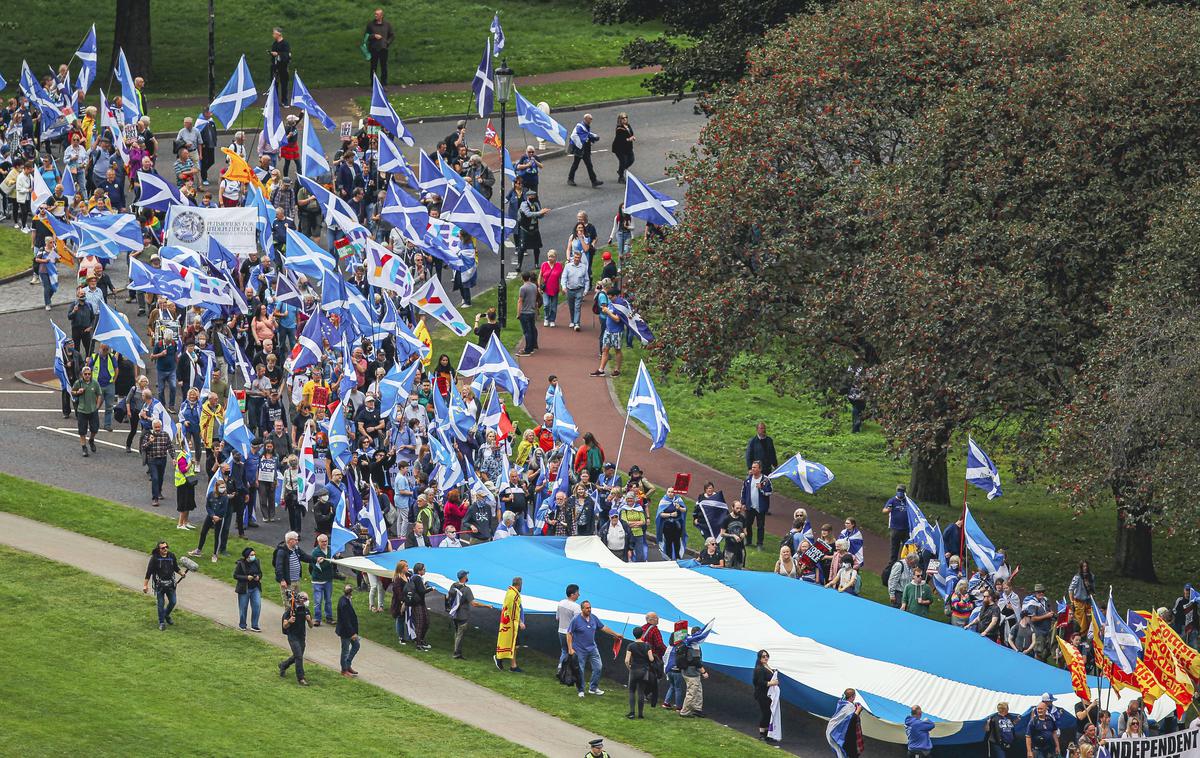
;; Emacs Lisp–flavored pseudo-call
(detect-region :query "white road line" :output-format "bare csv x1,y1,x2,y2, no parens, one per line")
0,389,54,394
37,426,128,450
648,178,677,186
0,408,66,413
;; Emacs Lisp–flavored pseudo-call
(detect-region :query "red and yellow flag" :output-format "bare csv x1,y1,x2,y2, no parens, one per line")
413,317,432,368
483,118,500,149
1096,648,1139,693
1057,637,1091,703
220,147,263,190
1144,615,1196,716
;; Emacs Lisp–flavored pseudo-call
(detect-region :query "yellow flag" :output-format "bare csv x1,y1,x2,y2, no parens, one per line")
1057,637,1091,703
220,147,263,190
414,317,432,368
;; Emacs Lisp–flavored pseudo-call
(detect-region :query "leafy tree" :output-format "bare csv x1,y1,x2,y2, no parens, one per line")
591,0,810,98
630,0,1200,576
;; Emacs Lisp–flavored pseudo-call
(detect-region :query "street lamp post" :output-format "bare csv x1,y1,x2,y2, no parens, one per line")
494,60,514,329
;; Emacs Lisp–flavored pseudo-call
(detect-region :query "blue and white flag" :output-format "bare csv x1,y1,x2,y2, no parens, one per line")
376,131,407,176
209,55,257,128
290,72,335,131
274,270,303,305
501,147,517,182
361,486,389,551
826,697,859,758
76,226,123,261
74,25,97,94
296,173,365,239
624,172,679,227
283,226,337,280
457,342,486,376
320,267,349,312
328,397,352,470
300,114,329,178
379,359,419,420
93,301,148,367
60,166,76,202
551,391,579,445
769,452,834,495
206,238,239,277
626,360,670,450
479,387,503,433
966,436,1002,500
113,48,141,121
395,317,432,364
261,78,286,151
930,523,956,599
128,258,188,302
904,495,940,558
369,74,414,146
476,332,528,404
444,183,510,253
962,504,1003,575
336,335,357,400
222,389,252,458
448,385,477,442
151,399,177,440
381,181,429,245
490,13,505,56
134,171,186,211
158,244,207,270
243,182,276,253
606,298,654,344
44,213,78,242
514,88,568,146
74,213,143,252
1103,590,1142,675
429,428,464,491
364,239,414,298
418,149,449,194
1125,610,1149,639
51,321,71,391
471,42,494,118
1186,583,1200,604
287,309,330,373
217,333,254,386
838,526,865,566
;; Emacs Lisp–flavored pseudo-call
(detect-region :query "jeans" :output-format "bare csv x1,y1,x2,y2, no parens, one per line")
156,586,177,624
312,580,334,621
565,287,585,325
277,325,295,356
665,670,684,707
281,636,306,680
574,648,602,692
615,229,632,257
238,587,262,629
368,573,385,609
541,292,559,324
39,272,55,306
157,367,177,407
100,382,116,428
630,535,648,563
518,312,538,352
340,635,361,671
148,457,167,500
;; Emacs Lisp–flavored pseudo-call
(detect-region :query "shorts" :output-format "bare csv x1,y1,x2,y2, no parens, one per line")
77,410,99,438
602,331,623,349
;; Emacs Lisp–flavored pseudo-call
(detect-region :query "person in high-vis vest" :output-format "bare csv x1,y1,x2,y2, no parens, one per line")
88,344,119,431
174,446,199,530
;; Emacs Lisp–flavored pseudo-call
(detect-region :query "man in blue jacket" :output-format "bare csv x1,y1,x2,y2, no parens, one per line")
904,705,935,757
882,485,910,565
335,584,360,677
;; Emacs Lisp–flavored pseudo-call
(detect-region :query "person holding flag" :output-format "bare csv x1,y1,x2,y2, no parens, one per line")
567,113,602,188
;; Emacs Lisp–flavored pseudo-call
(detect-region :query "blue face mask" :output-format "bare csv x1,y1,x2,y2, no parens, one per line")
249,556,258,563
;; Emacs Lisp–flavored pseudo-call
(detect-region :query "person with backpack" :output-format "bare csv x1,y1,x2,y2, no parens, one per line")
447,570,476,659
404,562,434,651
143,540,185,630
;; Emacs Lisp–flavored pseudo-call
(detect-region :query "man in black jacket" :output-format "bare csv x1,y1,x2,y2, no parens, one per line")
269,28,292,102
336,584,360,677
279,591,312,685
744,422,778,474
143,540,185,630
273,530,321,603
447,570,476,659
404,562,434,651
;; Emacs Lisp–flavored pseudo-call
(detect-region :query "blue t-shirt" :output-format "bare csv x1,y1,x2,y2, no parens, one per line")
604,297,627,334
567,612,605,655
276,303,296,329
885,494,908,530
155,341,178,373
904,716,934,751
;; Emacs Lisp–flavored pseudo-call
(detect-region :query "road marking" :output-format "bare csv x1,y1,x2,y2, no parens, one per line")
0,408,65,412
37,426,128,450
648,178,676,186
0,389,54,394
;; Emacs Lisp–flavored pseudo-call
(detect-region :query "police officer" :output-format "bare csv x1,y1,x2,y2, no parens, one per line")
585,738,609,758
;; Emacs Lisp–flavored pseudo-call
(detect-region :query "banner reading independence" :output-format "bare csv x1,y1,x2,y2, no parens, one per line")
1100,728,1200,758
164,206,258,257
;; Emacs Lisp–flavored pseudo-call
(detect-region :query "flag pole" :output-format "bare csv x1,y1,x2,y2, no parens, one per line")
960,473,968,570
613,408,631,475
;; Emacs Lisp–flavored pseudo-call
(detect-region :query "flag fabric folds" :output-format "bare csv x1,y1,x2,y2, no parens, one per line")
290,72,336,131
476,332,528,404
364,239,414,298
51,322,71,391
209,55,257,128
406,275,470,336
490,13,505,56
514,88,568,146
1103,591,1143,675
380,181,429,245
222,389,252,458
283,226,337,280
1056,637,1091,703
379,359,419,419
93,301,148,366
369,74,414,146
961,504,1003,575
418,149,448,194
769,452,835,495
134,171,187,211
904,495,940,558
966,436,1003,500
261,79,286,151
623,171,679,226
626,360,670,450
551,390,579,444
444,183,510,253
472,42,494,118
74,25,97,94
113,48,141,121
300,114,329,177
607,298,654,344
74,213,142,252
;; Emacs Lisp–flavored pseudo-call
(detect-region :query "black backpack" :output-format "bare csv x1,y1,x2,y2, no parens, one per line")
556,659,578,686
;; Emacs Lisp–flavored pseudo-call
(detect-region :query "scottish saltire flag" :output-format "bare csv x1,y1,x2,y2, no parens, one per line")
377,293,399,340
296,174,366,239
904,495,940,557
624,172,679,226
74,213,143,252
20,61,57,119
1104,591,1142,675
625,360,670,450
429,429,464,491
218,333,254,386
45,213,78,243
113,48,141,121
0,72,6,93
965,437,1002,500
608,298,654,344
551,391,579,444
502,148,517,182
159,259,236,307
569,121,592,151
445,184,510,253
477,333,528,403
379,359,419,419
769,452,835,495
376,131,407,175
440,159,469,194
514,88,568,146
472,42,494,118
341,285,375,341
51,322,71,390
297,425,318,502
962,504,1003,575
74,25,97,94
369,74,414,146
134,171,186,211
93,301,147,367
158,244,207,269
243,183,275,253
381,181,429,244
406,276,470,336
319,267,349,311
283,227,337,280
209,55,256,128
328,398,351,470
60,166,76,201
479,387,504,433
827,696,859,758
205,238,238,277
395,317,432,364
448,385,477,441
839,525,865,565
128,258,188,302
490,13,505,56
151,400,177,440
1186,583,1200,604
261,79,286,151
274,271,303,305
300,114,329,177
290,72,335,131
288,309,330,372
457,342,485,376
361,487,389,550
221,390,252,457
930,523,956,599
76,226,123,261
418,149,448,194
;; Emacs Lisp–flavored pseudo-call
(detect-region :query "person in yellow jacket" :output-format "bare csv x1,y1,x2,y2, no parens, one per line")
174,446,199,530
199,392,225,476
494,577,526,672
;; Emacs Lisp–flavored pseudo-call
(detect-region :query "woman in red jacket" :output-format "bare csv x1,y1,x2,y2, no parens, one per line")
573,432,606,484
442,488,468,533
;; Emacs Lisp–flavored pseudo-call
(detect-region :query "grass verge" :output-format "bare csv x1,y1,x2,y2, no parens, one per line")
0,225,32,279
0,472,780,757
0,543,536,756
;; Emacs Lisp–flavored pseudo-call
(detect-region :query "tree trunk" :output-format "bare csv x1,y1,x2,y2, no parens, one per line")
112,0,152,82
909,447,950,505
1114,497,1157,582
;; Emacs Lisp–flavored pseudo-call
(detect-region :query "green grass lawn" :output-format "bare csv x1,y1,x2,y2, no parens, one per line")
367,73,651,121
0,543,536,756
0,473,780,758
0,225,32,279
7,2,661,97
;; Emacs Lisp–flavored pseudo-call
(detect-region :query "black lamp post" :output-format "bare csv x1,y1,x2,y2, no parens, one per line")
494,59,514,328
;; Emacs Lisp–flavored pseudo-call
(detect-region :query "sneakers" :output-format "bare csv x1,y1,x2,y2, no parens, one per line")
188,549,201,557
279,661,287,678
543,319,549,327
567,180,577,187
159,622,165,630
589,370,606,377
44,305,51,311
592,181,604,187
573,324,580,332
588,688,605,696
493,655,504,671
88,439,97,452
578,691,586,698
185,523,196,530
249,627,262,633
210,554,218,563
176,525,188,530
417,643,432,652
510,666,523,673
165,616,173,625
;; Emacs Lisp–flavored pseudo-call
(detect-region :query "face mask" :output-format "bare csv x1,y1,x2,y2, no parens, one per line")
249,556,258,562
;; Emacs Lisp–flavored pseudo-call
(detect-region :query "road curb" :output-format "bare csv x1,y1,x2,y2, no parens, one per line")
0,268,32,285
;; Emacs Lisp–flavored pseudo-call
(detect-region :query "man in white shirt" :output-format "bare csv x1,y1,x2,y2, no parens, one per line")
557,584,582,675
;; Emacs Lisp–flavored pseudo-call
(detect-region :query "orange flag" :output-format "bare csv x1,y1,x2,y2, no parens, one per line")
220,147,263,190
1057,637,1091,703
1144,615,1196,716
483,118,500,149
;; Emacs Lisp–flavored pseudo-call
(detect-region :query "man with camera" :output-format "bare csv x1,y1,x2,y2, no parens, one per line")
143,540,187,630
273,530,323,604
279,590,313,685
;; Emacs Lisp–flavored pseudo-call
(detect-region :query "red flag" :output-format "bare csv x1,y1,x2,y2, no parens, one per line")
498,401,514,440
483,118,500,149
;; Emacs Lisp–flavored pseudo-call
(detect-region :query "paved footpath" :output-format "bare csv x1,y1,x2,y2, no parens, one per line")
515,300,891,574
0,511,648,758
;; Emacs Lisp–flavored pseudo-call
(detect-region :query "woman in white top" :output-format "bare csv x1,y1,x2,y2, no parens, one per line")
826,555,859,594
774,545,799,579
1121,717,1146,739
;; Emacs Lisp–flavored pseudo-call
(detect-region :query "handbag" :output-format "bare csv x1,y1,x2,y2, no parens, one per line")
114,396,129,423
360,34,372,61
